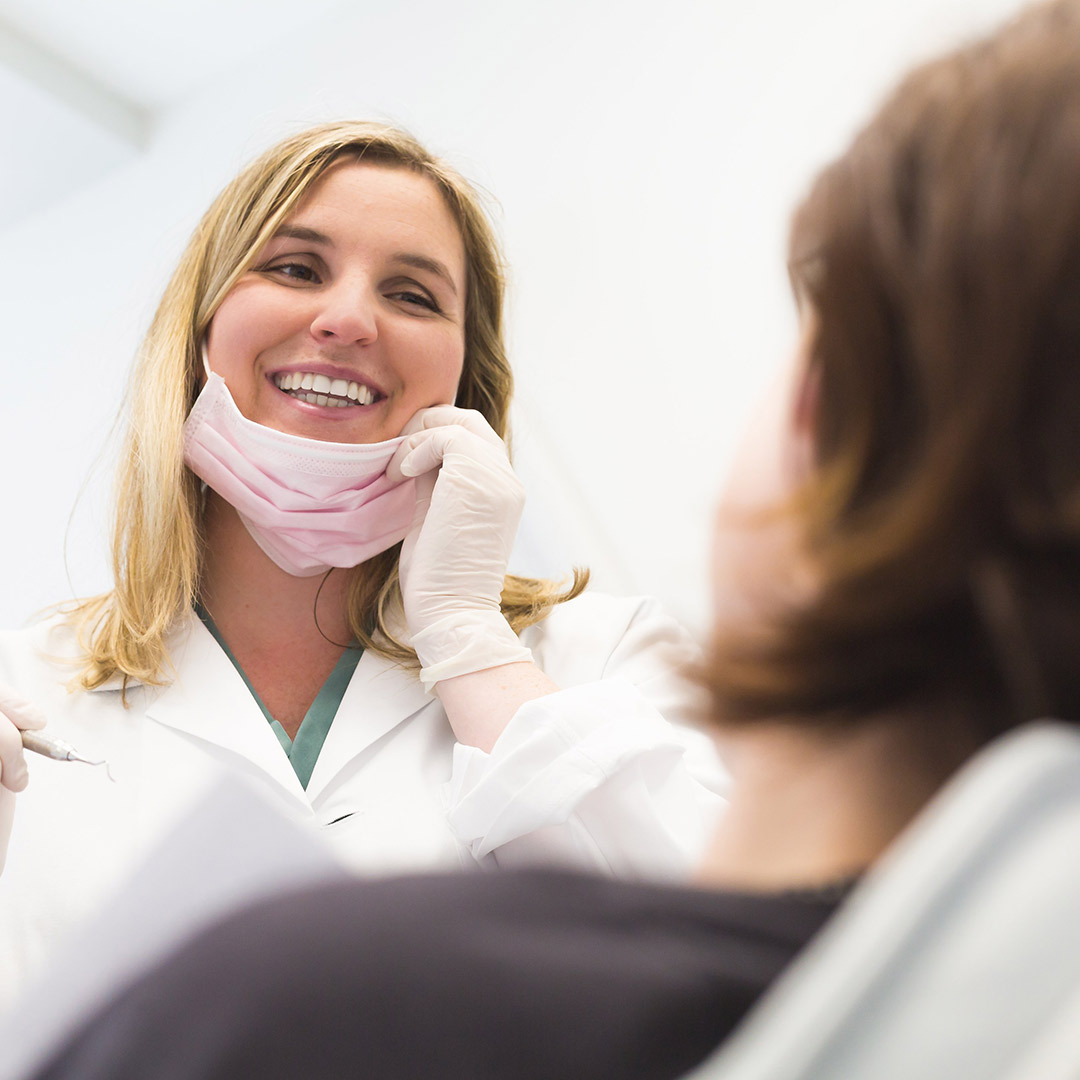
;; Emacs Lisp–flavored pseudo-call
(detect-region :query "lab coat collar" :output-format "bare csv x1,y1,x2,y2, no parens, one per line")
86,609,433,806
305,644,432,801
139,613,311,807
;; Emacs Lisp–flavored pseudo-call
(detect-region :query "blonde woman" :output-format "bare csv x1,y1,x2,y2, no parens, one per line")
0,122,725,1004
24,4,1080,1076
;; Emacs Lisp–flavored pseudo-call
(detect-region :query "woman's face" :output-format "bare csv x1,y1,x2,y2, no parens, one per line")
206,161,468,443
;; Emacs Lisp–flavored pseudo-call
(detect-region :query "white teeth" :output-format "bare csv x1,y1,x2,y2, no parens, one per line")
274,371,379,407
343,380,375,405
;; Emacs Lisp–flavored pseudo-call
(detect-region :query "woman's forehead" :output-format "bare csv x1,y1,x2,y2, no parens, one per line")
277,161,467,289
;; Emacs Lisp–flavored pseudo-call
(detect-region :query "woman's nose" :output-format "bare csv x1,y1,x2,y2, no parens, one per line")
309,282,379,345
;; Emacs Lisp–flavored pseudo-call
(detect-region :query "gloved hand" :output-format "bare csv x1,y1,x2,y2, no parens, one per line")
387,406,533,690
0,682,46,793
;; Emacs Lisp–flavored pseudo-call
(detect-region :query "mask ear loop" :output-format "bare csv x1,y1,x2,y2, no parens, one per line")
193,340,212,497
313,569,354,650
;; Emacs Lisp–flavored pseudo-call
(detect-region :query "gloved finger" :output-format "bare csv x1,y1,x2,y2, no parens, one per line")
398,406,503,447
0,714,30,794
386,437,417,484
392,424,510,481
395,469,438,581
0,685,47,732
388,408,497,483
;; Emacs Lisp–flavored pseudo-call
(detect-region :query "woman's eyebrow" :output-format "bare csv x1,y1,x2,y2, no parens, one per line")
273,224,333,245
393,252,459,297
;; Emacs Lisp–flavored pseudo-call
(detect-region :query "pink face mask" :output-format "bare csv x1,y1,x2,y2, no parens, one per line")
182,373,416,577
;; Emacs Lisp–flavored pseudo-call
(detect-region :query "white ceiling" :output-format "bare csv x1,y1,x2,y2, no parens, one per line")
0,0,350,228
0,0,348,107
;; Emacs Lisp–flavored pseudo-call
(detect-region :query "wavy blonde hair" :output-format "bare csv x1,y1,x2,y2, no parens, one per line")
69,120,586,690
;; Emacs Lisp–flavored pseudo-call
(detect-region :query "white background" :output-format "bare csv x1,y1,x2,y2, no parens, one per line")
0,0,1024,634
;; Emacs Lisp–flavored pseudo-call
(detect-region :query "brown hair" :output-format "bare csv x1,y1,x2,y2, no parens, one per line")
704,0,1080,739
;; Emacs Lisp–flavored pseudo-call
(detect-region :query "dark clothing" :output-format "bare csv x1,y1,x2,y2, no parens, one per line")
36,869,845,1080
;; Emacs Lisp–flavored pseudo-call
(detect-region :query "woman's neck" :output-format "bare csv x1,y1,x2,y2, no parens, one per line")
695,713,979,893
198,493,353,652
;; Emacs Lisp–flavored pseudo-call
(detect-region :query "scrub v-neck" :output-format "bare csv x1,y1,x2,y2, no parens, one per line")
195,606,363,789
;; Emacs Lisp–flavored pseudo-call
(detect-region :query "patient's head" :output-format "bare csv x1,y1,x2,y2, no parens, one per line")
707,0,1080,746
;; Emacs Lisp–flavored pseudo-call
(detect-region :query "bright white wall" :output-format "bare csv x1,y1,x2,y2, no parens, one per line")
0,0,1025,633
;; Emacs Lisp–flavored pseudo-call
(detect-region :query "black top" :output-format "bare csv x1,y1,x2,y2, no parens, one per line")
35,869,847,1080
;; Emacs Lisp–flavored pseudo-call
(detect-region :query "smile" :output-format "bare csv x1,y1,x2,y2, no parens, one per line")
273,371,379,408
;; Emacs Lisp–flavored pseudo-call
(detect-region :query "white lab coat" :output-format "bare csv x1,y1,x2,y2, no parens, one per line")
0,591,726,1008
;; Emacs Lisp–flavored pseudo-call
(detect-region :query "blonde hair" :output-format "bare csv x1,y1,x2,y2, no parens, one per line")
70,120,586,690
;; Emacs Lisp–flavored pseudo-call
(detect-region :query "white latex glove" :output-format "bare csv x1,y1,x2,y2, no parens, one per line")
387,406,533,690
0,682,46,794
0,682,47,874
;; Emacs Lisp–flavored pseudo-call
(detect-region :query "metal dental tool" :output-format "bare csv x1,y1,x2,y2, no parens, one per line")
21,730,117,783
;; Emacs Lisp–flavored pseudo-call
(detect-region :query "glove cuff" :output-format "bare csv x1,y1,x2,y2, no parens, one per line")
413,611,533,691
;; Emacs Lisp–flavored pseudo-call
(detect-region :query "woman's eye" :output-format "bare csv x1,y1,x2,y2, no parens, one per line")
265,261,321,283
390,289,440,313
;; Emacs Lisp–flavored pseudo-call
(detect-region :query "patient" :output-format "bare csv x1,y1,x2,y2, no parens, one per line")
31,1,1080,1077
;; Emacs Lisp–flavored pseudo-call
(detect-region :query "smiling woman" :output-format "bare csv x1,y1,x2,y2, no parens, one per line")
206,164,468,443
0,119,726,1007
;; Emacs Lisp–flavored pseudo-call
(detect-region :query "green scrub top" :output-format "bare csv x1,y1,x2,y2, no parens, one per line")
196,605,363,789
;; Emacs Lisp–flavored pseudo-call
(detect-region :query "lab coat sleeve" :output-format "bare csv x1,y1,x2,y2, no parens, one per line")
444,595,729,879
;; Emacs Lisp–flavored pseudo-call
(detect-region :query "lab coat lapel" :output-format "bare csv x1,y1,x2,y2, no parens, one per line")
305,647,432,800
143,614,309,806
